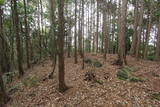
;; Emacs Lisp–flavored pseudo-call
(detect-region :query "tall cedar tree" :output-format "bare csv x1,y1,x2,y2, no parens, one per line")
74,0,78,64
13,0,24,77
57,0,68,92
117,0,128,65
23,0,30,68
0,6,10,106
156,16,160,60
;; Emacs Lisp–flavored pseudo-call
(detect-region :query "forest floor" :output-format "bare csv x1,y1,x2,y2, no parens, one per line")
6,54,160,107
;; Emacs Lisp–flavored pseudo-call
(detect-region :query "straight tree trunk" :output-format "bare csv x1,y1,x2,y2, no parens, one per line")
82,0,85,69
48,0,57,79
156,16,160,61
135,0,144,58
130,0,138,56
23,0,30,68
144,11,152,59
78,2,83,58
57,0,68,92
96,0,99,53
102,3,108,60
74,0,78,64
13,0,24,77
117,0,128,66
116,0,121,54
37,0,42,60
111,14,116,54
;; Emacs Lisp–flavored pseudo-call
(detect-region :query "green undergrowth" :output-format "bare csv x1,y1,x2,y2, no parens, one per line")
22,74,38,87
117,66,146,82
84,58,102,68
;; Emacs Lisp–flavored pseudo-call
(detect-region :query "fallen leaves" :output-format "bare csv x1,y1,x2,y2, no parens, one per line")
6,54,160,107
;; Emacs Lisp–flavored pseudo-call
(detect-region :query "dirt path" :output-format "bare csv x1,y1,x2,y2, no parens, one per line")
6,54,160,107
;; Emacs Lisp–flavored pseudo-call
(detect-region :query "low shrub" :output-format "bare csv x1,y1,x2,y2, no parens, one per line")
117,66,146,82
117,70,129,80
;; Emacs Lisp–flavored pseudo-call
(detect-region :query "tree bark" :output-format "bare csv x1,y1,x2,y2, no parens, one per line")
156,16,160,61
37,0,42,60
82,0,85,69
77,1,83,58
130,0,138,56
0,6,10,106
74,0,78,64
102,2,108,60
117,0,128,66
57,0,68,92
13,0,24,77
144,10,152,59
135,0,144,58
96,0,99,53
23,0,30,68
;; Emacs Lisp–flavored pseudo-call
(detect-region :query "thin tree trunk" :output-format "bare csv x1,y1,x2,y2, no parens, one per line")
102,3,108,60
144,11,152,59
130,0,138,56
135,0,144,58
23,0,30,68
82,0,85,69
74,0,78,64
156,16,160,61
78,3,83,58
37,0,42,60
111,14,116,54
96,0,99,53
48,0,57,78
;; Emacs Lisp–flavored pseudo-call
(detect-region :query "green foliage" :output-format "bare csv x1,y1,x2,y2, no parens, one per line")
0,0,5,5
129,76,145,82
117,69,129,80
22,74,38,87
84,58,102,68
151,92,160,101
117,66,145,82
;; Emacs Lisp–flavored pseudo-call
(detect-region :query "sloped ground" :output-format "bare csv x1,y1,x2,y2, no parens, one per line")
6,54,160,107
